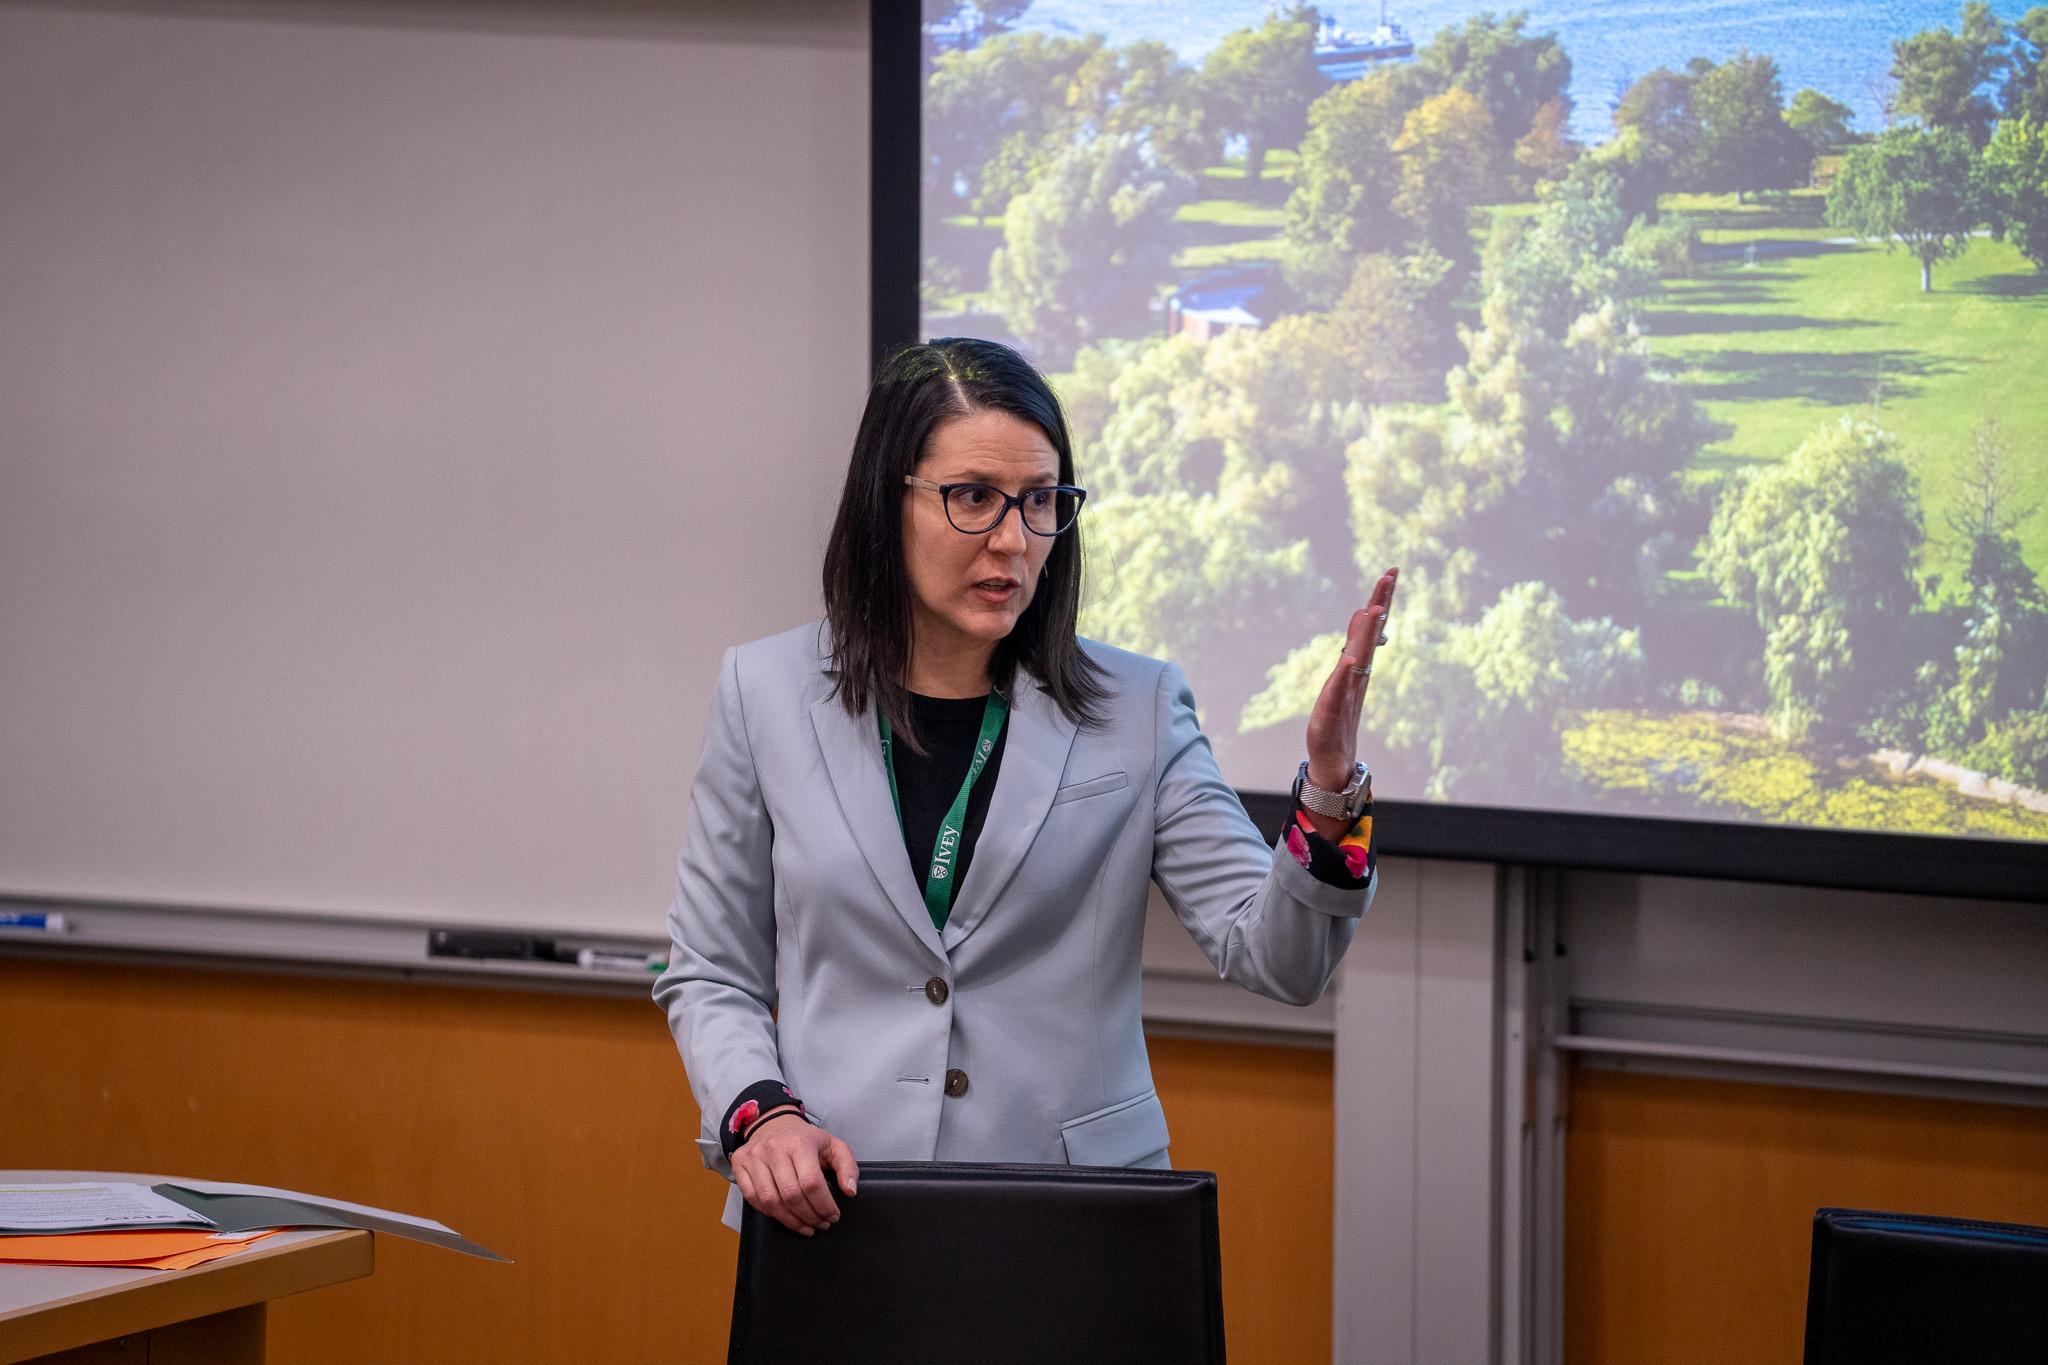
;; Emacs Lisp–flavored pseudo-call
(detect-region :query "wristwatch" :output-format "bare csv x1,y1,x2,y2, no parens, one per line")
1295,760,1371,821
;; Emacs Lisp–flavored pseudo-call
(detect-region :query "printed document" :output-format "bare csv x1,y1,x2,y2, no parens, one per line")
0,1182,215,1231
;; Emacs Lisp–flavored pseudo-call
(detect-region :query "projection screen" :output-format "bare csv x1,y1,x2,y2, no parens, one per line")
885,0,2048,896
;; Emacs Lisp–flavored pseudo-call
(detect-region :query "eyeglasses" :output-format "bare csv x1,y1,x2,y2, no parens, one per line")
904,475,1088,536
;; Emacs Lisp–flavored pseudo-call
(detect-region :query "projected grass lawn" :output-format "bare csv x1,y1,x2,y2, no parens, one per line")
1173,192,1288,269
1648,231,2048,581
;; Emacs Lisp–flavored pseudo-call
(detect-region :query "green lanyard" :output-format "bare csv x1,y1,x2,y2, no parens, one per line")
879,692,1010,931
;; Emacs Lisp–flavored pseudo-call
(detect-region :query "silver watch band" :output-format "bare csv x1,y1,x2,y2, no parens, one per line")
1295,760,1370,821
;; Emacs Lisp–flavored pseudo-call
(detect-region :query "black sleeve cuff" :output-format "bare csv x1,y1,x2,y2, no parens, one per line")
719,1079,808,1157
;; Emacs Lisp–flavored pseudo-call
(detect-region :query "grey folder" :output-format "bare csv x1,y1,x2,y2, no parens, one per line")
154,1184,505,1261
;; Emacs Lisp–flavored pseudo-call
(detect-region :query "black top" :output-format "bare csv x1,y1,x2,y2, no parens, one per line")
889,691,1010,917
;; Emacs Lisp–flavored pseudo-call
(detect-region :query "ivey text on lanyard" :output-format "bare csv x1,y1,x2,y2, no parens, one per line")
879,691,1010,931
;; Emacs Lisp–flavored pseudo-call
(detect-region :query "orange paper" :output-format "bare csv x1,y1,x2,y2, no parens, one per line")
0,1227,283,1269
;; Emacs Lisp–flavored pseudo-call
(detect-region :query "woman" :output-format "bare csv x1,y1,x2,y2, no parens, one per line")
655,338,1397,1235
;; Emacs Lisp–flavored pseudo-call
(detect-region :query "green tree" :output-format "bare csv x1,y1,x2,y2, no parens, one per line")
2007,6,2048,123
987,134,1185,367
1703,418,1924,744
1065,41,1219,178
1242,582,1643,800
1393,88,1503,261
1060,248,1480,735
1482,168,1666,340
1691,50,1813,201
1612,63,1705,193
1919,419,2048,761
970,0,1030,33
1343,175,1717,629
1358,173,1705,619
1416,11,1572,167
1984,114,2048,269
1279,64,1433,301
1890,0,2010,145
1249,173,1714,793
1611,53,1811,200
1307,250,1459,398
1067,325,1381,724
1786,88,1857,156
1560,123,1676,220
1962,709,2048,786
1511,96,1579,194
927,33,1097,216
924,0,1031,41
1080,483,1327,727
1202,7,1324,192
928,34,1220,220
1825,125,1986,291
1349,293,1714,628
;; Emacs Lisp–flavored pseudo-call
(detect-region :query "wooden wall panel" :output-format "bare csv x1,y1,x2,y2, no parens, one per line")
0,959,1333,1364
0,957,731,1365
1148,1036,1334,1365
1564,1065,2048,1365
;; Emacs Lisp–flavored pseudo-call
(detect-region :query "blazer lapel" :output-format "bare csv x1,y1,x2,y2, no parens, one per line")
940,677,1078,951
810,693,949,964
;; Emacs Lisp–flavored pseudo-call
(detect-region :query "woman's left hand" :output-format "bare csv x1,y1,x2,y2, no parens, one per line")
1301,568,1398,844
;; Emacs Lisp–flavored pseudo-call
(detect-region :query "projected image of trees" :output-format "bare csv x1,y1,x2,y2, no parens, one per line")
922,1,2048,838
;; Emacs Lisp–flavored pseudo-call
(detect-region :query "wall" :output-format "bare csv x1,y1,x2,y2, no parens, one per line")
0,956,1333,1364
1560,867,2048,1365
1565,1066,2048,1365
0,0,867,938
1332,859,2046,1365
1331,855,1502,1365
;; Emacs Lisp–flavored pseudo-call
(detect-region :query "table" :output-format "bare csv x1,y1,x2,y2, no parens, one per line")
0,1172,374,1365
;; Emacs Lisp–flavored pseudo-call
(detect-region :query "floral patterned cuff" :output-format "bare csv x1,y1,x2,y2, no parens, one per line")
719,1079,808,1157
1282,796,1374,890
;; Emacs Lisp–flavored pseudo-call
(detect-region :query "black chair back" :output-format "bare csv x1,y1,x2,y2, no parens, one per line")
1805,1207,2048,1365
729,1162,1226,1365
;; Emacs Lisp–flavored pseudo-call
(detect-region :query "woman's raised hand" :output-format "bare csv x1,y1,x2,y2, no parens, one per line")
730,1111,860,1235
1301,568,1398,844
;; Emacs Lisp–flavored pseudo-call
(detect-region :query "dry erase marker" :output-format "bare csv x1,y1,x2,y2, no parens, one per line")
575,949,665,973
0,911,68,933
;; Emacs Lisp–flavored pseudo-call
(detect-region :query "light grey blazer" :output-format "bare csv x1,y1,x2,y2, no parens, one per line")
654,622,1373,1223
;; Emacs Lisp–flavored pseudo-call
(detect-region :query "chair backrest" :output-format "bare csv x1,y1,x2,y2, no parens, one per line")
728,1162,1226,1365
1804,1207,2048,1365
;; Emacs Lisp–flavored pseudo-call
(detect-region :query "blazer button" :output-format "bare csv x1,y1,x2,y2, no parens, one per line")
944,1069,969,1097
924,976,949,1006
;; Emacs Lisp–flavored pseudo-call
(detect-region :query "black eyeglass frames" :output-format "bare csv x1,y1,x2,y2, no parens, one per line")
903,475,1088,536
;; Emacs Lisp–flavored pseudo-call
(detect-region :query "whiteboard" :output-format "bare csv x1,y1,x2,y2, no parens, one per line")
0,0,868,937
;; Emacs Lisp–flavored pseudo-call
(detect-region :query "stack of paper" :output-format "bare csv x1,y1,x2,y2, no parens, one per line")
0,1182,280,1271
0,1182,213,1232
0,1178,506,1265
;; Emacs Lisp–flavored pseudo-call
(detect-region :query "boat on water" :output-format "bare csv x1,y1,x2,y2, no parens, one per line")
1314,3,1416,81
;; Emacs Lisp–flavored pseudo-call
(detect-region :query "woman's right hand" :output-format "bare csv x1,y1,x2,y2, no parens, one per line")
730,1111,859,1234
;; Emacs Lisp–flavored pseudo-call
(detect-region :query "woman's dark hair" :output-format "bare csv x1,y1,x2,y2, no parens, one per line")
822,337,1108,749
